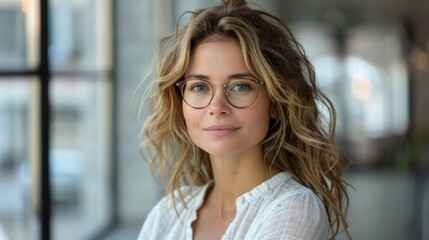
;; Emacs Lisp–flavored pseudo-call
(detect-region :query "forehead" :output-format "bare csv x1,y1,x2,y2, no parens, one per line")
186,38,248,77
192,37,241,56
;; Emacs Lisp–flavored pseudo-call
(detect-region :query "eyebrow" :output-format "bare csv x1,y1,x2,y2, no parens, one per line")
185,74,209,80
185,73,256,80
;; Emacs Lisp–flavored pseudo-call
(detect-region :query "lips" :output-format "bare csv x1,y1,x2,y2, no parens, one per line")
203,125,240,137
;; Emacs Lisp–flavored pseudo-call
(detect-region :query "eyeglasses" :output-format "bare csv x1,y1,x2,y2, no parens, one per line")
176,78,264,109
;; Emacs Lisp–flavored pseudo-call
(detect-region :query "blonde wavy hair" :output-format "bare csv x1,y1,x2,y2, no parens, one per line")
140,0,350,238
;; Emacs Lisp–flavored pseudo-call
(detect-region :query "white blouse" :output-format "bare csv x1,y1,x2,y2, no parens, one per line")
138,172,328,240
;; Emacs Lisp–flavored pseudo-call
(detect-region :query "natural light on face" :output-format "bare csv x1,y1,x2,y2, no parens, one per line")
182,38,272,158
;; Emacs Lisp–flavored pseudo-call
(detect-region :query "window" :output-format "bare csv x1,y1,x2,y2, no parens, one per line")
0,0,113,239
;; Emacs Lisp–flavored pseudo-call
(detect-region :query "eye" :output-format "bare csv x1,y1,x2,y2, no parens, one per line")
232,83,250,91
228,79,254,93
187,80,211,92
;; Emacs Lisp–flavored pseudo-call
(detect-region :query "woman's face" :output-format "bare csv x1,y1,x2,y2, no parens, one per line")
182,38,273,158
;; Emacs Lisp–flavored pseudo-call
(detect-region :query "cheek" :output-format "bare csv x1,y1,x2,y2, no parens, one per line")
242,103,271,135
182,103,191,126
254,92,271,122
254,111,271,134
252,96,272,135
182,104,198,134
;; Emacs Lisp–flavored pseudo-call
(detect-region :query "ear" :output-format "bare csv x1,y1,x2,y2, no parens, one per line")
270,104,278,118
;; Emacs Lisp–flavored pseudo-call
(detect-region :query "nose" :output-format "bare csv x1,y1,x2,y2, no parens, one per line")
208,86,230,116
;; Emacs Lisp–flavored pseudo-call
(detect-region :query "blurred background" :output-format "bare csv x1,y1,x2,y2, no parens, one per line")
0,0,428,239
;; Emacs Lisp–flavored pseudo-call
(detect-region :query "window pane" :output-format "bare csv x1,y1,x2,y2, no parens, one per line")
0,78,38,240
49,0,111,73
0,0,38,70
50,76,112,240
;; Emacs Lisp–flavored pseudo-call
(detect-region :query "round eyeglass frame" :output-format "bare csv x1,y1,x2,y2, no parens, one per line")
175,79,264,109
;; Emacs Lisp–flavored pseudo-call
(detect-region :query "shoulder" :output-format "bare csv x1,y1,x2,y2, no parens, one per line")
270,176,327,221
256,175,329,239
259,172,326,210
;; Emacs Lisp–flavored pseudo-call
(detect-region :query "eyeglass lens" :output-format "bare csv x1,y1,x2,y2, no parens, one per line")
178,79,263,108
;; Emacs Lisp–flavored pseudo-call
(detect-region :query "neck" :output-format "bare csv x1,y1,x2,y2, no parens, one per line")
206,148,279,216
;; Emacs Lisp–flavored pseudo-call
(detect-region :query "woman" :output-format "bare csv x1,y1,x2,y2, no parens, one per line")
138,0,350,239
